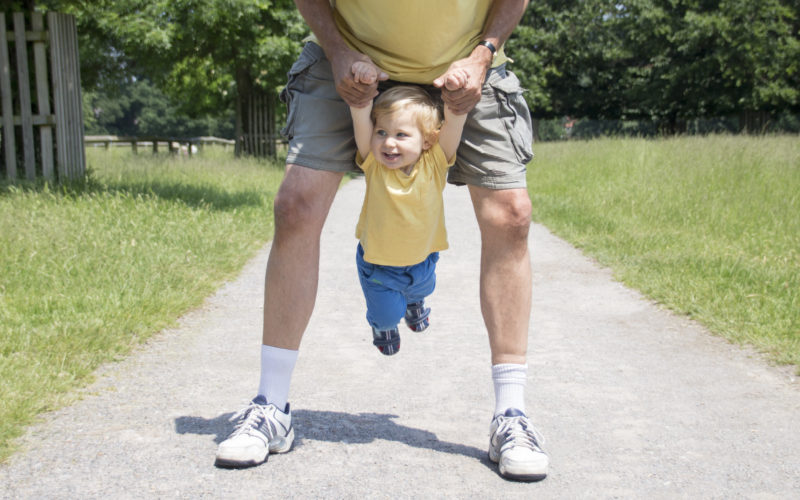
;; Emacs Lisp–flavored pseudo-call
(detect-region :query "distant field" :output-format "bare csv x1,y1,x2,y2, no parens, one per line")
528,135,799,372
0,147,285,461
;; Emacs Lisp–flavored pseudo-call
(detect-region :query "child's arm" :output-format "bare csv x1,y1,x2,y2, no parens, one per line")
350,102,373,161
437,70,470,161
349,61,379,160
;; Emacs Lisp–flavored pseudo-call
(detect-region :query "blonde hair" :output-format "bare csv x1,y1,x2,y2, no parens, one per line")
372,85,443,141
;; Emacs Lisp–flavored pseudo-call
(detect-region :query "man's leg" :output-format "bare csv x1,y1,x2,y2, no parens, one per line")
468,185,532,366
215,164,343,469
263,164,345,350
470,185,548,481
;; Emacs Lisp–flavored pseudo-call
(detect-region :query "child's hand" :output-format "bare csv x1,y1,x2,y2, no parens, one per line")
351,61,380,85
443,69,470,91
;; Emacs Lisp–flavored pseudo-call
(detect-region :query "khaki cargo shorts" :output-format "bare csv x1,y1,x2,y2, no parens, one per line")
280,43,533,189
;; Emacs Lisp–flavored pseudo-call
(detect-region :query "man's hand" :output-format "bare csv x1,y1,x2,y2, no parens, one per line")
330,49,388,108
432,48,493,115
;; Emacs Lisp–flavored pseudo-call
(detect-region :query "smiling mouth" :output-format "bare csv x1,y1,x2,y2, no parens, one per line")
382,153,400,161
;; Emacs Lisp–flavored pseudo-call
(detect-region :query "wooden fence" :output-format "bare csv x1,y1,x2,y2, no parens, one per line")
236,89,279,158
84,135,235,155
1,11,84,182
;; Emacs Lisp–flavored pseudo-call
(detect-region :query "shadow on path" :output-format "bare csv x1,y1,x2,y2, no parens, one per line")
175,409,488,464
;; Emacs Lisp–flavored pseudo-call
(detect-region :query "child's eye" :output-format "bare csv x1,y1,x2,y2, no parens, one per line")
376,130,387,137
397,132,408,138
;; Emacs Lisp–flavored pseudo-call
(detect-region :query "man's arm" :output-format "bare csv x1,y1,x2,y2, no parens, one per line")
294,0,387,107
433,0,529,114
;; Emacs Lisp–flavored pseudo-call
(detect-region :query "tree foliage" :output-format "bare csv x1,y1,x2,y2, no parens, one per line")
12,1,798,139
24,0,305,150
509,0,800,133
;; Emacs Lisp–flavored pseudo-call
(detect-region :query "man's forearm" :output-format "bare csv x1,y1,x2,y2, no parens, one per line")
481,0,529,51
293,0,350,58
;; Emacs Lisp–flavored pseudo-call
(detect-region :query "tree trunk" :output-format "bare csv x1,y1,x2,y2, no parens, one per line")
739,110,770,134
531,118,541,143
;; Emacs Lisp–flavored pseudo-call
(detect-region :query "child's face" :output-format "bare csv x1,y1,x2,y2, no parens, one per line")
371,111,430,173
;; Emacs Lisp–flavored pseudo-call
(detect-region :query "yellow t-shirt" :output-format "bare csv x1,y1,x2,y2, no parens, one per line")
329,0,508,83
356,143,454,266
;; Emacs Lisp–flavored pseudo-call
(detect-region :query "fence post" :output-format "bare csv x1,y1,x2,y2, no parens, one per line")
48,12,85,181
13,13,36,180
0,13,17,180
31,12,54,180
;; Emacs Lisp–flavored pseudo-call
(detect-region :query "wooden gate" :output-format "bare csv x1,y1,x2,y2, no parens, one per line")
235,85,279,159
1,11,85,182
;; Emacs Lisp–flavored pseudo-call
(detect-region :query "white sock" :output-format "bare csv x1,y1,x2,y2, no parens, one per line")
492,363,528,416
257,345,298,411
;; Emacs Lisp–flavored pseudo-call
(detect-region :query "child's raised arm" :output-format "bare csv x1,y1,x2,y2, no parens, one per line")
437,70,470,161
349,61,379,160
350,102,373,161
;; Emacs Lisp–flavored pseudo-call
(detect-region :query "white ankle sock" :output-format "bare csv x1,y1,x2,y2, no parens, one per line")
492,363,528,416
257,345,298,411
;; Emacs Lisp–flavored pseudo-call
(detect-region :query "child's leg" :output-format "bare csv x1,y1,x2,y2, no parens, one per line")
404,252,439,331
362,282,408,331
361,280,407,355
356,244,409,329
356,245,410,354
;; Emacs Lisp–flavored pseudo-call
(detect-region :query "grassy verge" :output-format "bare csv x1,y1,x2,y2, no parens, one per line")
528,135,799,371
0,147,285,461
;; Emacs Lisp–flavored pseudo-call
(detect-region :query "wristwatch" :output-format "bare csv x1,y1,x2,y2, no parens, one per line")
477,40,497,55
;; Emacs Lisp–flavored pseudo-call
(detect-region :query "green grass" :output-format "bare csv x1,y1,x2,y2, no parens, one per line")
528,135,800,370
0,147,285,461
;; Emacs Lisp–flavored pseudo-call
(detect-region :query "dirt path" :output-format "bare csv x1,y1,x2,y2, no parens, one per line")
2,179,798,499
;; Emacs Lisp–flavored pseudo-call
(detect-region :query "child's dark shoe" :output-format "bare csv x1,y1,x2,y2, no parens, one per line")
372,327,400,355
404,300,431,332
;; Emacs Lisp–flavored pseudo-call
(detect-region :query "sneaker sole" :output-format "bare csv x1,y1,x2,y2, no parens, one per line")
214,428,295,468
488,449,548,482
214,455,267,469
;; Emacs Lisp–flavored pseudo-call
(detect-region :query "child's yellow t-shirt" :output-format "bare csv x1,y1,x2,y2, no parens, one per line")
355,143,454,266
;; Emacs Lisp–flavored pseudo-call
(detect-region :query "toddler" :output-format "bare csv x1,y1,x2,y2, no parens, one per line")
349,61,468,355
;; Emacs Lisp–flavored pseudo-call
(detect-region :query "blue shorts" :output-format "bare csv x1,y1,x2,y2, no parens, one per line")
356,244,439,330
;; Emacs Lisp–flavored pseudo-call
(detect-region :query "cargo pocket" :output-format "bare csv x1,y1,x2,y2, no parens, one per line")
279,44,322,140
485,70,534,165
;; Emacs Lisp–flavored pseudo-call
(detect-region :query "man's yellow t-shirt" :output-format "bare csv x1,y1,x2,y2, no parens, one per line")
356,143,454,266
330,0,508,83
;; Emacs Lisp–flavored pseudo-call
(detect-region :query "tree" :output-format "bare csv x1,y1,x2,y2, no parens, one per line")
509,0,800,134
31,0,306,156
83,79,234,137
625,0,799,132
509,1,637,120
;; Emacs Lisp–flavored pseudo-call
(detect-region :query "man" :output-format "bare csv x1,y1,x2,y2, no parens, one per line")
214,0,548,481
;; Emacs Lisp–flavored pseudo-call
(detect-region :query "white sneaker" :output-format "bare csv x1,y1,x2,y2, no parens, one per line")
488,408,548,481
214,395,294,468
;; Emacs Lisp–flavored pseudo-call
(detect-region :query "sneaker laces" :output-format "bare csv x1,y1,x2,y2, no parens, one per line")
228,401,273,439
496,415,545,452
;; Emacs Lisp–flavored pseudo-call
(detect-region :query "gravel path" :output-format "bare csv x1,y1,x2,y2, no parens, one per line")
2,179,798,499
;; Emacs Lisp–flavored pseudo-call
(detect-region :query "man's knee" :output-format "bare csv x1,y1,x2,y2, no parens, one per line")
273,186,314,229
502,195,532,236
480,191,532,243
273,165,340,231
